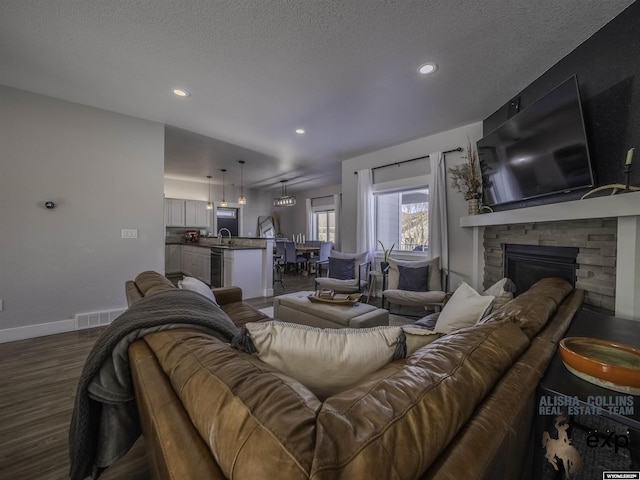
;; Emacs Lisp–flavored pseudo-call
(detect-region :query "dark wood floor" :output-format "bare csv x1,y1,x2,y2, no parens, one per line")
0,326,151,480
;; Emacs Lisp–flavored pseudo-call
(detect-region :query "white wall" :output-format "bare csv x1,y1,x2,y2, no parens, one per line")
0,86,165,341
341,122,483,287
164,177,274,237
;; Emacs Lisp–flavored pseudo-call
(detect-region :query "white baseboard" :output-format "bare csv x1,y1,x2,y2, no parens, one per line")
0,318,77,343
0,307,126,343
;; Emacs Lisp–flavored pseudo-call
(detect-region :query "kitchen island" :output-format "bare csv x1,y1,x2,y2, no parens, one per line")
165,236,274,299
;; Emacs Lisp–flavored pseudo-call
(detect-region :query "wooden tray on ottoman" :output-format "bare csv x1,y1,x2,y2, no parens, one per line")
308,292,362,305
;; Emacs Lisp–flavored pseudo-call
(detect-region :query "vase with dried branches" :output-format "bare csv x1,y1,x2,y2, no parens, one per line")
449,139,483,214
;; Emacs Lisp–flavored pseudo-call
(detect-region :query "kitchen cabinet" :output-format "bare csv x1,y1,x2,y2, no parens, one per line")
164,199,186,226
185,200,212,228
164,198,211,228
165,245,182,274
180,245,211,285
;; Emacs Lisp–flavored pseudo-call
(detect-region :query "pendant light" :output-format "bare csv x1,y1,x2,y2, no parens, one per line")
219,169,228,207
238,160,247,205
205,175,213,209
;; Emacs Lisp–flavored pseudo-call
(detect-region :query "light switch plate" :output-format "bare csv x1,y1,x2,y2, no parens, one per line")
121,229,138,239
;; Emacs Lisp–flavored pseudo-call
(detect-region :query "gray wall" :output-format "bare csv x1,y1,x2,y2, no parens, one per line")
0,86,165,340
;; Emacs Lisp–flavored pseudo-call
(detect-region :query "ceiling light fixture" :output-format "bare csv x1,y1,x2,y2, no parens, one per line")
295,128,306,135
171,88,191,97
219,169,228,207
273,179,296,207
206,175,213,210
418,63,438,75
237,160,247,205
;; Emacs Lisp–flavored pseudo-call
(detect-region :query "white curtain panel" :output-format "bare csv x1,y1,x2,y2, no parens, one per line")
428,152,449,272
356,169,375,262
333,193,341,250
306,198,313,240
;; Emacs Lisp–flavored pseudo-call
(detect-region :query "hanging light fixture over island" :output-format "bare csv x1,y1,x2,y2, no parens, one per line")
273,179,296,207
219,169,228,207
238,160,247,205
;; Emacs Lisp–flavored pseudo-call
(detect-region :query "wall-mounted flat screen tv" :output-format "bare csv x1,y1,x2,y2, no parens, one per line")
478,76,594,207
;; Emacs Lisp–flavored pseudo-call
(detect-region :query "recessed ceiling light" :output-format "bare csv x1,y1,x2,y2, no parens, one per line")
295,128,306,135
172,88,191,97
418,63,438,75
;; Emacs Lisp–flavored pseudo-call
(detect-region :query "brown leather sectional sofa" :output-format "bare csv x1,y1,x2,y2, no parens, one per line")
126,275,584,479
125,270,269,326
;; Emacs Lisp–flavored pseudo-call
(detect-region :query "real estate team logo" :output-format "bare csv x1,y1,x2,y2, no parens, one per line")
542,415,582,480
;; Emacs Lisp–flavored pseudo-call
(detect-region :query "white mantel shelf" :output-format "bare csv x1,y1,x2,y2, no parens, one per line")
459,191,640,321
460,191,640,228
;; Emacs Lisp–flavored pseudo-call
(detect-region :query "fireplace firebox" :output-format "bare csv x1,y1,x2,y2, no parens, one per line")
504,244,579,296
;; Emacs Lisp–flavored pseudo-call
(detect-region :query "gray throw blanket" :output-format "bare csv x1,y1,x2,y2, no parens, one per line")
68,289,239,480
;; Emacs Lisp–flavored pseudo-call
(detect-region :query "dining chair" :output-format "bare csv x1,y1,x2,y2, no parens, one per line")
284,241,307,272
307,241,332,274
273,241,286,287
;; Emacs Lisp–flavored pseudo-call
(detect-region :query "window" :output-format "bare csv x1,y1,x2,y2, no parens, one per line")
314,210,335,242
375,188,428,252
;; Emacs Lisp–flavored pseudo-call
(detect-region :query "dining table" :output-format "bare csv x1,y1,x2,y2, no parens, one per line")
295,245,320,256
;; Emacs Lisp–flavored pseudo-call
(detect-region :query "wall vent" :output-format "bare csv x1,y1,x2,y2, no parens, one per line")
75,308,125,330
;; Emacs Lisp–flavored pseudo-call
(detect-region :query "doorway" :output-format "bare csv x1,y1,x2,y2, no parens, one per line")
217,207,238,236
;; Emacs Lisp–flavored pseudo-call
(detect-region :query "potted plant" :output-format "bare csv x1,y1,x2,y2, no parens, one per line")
378,240,394,272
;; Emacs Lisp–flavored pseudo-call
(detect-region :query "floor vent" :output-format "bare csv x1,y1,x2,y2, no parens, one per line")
75,309,125,330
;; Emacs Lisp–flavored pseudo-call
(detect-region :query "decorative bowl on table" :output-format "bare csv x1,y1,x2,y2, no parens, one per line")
558,336,640,395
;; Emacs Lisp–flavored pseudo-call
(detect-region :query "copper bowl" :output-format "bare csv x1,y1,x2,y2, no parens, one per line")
559,336,640,394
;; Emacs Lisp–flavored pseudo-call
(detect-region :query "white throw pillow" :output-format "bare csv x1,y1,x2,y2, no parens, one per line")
242,321,403,399
178,276,218,304
402,326,443,355
483,278,515,311
433,282,494,334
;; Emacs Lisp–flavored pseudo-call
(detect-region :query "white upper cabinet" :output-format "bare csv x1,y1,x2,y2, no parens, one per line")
185,200,211,228
165,199,186,226
165,198,211,228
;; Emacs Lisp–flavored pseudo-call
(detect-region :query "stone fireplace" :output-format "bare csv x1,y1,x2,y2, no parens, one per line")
483,219,616,310
460,191,640,320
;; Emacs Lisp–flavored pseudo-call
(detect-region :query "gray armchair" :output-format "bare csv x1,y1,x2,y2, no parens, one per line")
315,251,370,294
382,257,446,313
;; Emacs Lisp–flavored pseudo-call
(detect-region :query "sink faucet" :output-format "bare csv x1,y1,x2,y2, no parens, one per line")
217,228,232,245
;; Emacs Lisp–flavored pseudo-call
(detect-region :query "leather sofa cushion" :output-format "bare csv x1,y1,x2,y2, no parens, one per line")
310,320,530,480
134,270,176,296
143,329,321,480
424,336,557,479
220,301,270,327
480,277,572,339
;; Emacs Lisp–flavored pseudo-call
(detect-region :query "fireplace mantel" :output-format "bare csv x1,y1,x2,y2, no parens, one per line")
460,191,640,227
459,191,640,321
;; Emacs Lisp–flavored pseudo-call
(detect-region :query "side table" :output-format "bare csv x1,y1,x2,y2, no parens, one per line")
366,270,386,304
535,309,640,479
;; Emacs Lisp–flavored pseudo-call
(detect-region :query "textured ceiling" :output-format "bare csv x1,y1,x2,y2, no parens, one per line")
0,0,634,191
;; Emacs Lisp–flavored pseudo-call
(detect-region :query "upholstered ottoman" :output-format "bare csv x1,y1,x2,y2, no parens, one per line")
272,291,389,329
